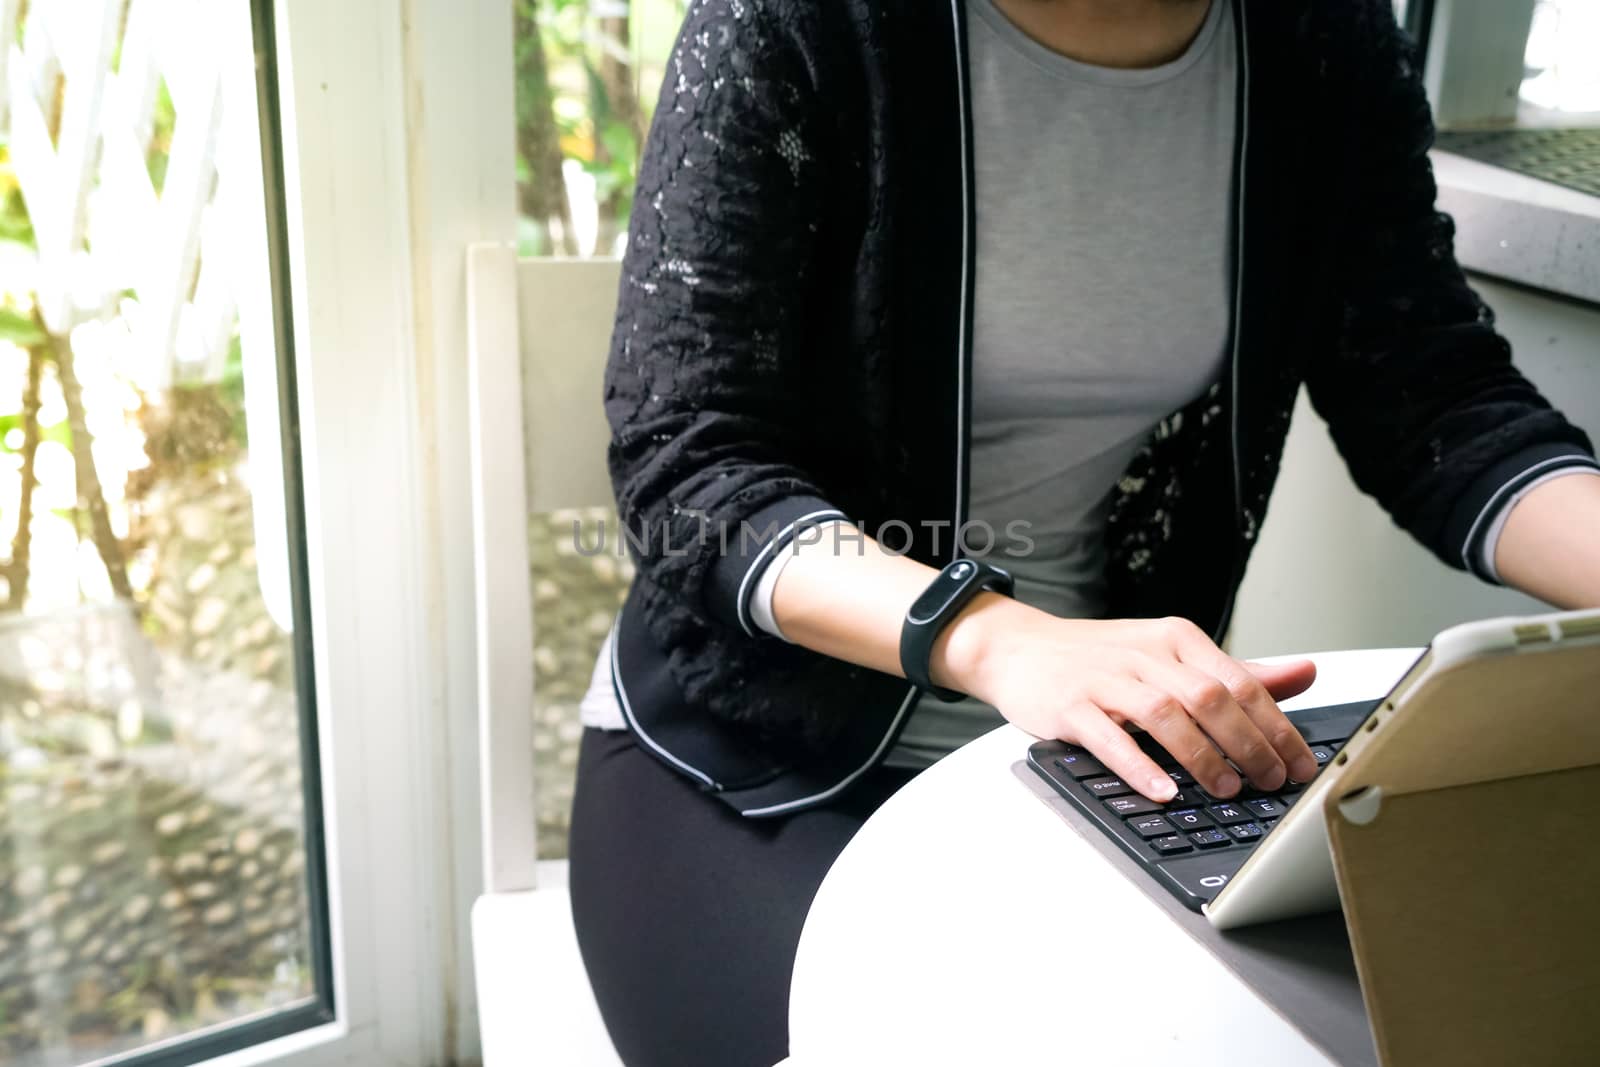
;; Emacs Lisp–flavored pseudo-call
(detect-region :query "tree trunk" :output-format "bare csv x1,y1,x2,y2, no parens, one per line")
516,0,578,256
40,310,133,601
2,344,45,611
593,5,642,255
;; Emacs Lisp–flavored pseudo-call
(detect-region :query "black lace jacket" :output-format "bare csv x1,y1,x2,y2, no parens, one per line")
601,0,1595,815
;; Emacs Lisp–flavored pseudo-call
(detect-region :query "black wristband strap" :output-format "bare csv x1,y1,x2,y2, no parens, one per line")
899,558,1014,702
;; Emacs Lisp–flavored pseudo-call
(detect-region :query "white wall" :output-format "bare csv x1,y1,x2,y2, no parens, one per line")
1230,277,1600,659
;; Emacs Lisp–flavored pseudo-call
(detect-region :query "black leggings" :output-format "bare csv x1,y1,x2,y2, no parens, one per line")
568,727,915,1067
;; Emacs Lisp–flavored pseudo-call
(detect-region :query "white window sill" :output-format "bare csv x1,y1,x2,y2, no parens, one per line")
1432,148,1600,305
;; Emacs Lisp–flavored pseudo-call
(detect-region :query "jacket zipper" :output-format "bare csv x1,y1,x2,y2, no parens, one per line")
954,0,975,552
1213,0,1250,645
883,0,975,749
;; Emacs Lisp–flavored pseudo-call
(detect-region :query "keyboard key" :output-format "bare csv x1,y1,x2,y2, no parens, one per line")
1245,797,1286,820
1228,821,1265,842
1309,745,1337,766
1156,850,1244,905
1279,793,1298,808
1166,808,1215,831
1056,752,1107,780
1105,795,1163,817
1150,835,1193,855
1189,828,1231,849
1165,767,1195,788
1166,788,1204,808
1085,777,1134,799
1206,803,1252,826
1129,814,1175,839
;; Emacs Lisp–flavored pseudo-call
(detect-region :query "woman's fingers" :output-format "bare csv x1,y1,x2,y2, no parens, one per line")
1086,676,1238,799
1134,656,1287,791
1164,630,1320,784
1243,658,1318,700
1060,701,1177,802
1216,659,1318,783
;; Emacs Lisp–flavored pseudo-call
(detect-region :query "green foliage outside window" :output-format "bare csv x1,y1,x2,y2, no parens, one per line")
515,0,686,258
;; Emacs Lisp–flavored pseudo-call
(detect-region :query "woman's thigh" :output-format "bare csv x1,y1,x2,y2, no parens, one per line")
568,727,910,1067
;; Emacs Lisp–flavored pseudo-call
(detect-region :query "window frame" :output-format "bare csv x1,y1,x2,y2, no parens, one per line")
252,0,512,1060
1401,0,1437,63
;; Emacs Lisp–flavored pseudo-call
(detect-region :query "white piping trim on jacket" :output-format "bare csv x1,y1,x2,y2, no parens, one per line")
738,686,921,817
734,508,849,637
1476,465,1600,581
1218,0,1249,644
611,620,718,788
741,0,972,818
1459,453,1600,572
952,0,971,539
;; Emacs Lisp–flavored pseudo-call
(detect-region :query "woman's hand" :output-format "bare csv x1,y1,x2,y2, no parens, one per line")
936,594,1320,802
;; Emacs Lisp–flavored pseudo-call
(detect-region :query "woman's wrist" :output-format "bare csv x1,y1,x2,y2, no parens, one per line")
929,591,1044,703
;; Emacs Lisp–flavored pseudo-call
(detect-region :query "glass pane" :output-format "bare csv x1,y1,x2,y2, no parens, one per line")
513,0,685,258
0,1,326,1064
1521,0,1600,117
1424,0,1600,199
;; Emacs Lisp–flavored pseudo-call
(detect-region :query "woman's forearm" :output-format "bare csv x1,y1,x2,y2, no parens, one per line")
1493,472,1600,609
768,529,1032,698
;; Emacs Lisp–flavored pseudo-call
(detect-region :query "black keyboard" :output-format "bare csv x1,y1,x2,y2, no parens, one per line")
1026,699,1381,912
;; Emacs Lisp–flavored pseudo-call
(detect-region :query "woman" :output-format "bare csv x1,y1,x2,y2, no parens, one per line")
568,1,1600,1064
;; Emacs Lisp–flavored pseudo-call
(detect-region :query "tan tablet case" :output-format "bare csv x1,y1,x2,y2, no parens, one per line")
1323,627,1600,1067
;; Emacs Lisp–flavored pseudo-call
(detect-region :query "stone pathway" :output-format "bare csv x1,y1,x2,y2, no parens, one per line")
0,630,311,1064
0,503,617,1060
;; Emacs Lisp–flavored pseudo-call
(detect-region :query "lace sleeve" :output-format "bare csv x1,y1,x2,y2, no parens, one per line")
603,2,857,699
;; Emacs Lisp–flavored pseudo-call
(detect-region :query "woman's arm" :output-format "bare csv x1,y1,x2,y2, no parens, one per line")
606,0,834,626
1494,473,1600,608
772,530,1321,802
1304,5,1595,568
604,0,857,724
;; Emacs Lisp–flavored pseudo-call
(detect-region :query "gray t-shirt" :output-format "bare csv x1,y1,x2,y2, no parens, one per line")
580,0,1238,761
888,0,1236,766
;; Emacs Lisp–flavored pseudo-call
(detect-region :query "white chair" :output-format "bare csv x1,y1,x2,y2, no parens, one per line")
466,243,623,1066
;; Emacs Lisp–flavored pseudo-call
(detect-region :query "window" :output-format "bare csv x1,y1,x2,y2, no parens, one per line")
2,0,509,1063
1520,0,1600,117
0,1,330,1063
1418,0,1600,199
1419,0,1600,129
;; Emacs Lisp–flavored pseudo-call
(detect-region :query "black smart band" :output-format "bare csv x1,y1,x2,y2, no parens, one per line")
899,558,1014,702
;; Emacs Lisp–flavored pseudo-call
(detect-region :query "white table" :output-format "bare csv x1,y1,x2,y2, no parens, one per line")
787,648,1423,1067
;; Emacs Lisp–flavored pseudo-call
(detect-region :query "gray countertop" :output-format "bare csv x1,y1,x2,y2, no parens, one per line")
1432,149,1600,305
